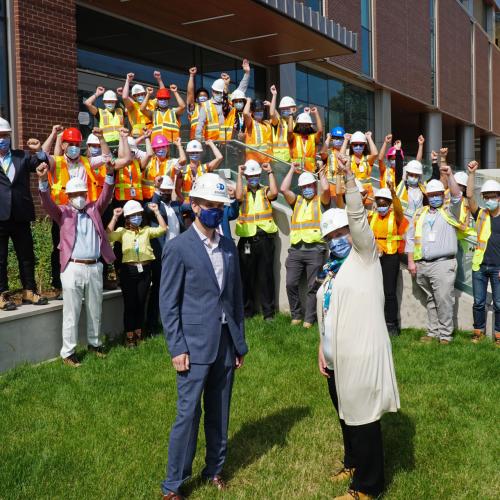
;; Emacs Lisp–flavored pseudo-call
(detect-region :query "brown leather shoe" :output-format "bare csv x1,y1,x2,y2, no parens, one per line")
439,339,451,345
205,475,226,491
125,332,136,348
331,466,355,483
291,319,302,326
63,354,81,368
419,335,434,343
334,489,374,500
162,492,184,500
494,332,500,348
0,292,16,311
303,321,314,329
22,290,48,306
471,329,485,343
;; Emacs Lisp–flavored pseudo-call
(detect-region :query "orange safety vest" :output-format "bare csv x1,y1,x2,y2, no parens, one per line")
245,119,272,163
99,108,124,143
115,160,143,201
142,157,177,199
351,155,373,199
180,163,208,200
152,108,180,142
128,100,153,137
368,209,409,254
49,156,99,204
378,159,396,188
201,100,235,141
271,119,291,162
291,134,316,172
189,103,200,140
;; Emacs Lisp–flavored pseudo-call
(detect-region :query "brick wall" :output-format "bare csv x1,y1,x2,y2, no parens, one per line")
492,45,500,135
12,0,79,216
474,27,490,131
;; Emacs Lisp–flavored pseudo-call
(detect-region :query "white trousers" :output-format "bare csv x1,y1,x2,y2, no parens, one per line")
60,262,103,358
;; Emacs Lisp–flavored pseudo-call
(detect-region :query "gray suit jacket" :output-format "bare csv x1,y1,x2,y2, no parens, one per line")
160,225,248,364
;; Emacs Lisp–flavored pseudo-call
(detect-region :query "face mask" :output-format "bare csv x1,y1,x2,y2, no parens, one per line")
247,177,260,188
0,137,11,152
234,102,244,111
485,199,499,212
389,159,396,167
189,153,201,162
155,149,167,159
70,196,86,210
281,110,292,117
129,215,142,226
377,206,390,216
407,176,419,186
332,139,343,148
158,99,168,108
89,146,101,157
135,95,145,103
302,187,315,200
213,93,223,104
198,207,224,228
428,195,443,208
104,103,116,111
66,145,80,160
254,111,264,120
352,145,364,154
329,235,352,259
198,95,208,103
161,193,172,204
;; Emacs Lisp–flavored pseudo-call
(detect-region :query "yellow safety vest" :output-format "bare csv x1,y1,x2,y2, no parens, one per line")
115,160,143,201
396,180,426,214
236,187,278,237
189,103,200,140
271,119,290,162
350,155,371,181
98,108,124,143
180,163,208,201
128,100,153,137
472,209,493,271
291,134,316,172
142,157,177,199
290,195,323,244
152,108,180,142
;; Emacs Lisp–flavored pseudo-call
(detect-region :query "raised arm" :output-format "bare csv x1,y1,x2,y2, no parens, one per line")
37,162,62,224
286,114,295,143
84,86,105,116
173,137,187,167
107,207,122,233
387,180,404,224
378,133,392,162
243,96,253,131
320,133,331,161
42,125,63,154
187,67,197,109
416,135,424,162
170,84,186,117
280,164,298,206
318,164,331,206
235,164,245,202
114,128,133,170
205,140,223,171
262,162,278,201
339,133,351,156
235,58,251,95
154,70,166,90
365,131,378,161
148,202,168,230
122,73,136,111
466,161,479,214
269,85,279,125
140,87,154,120
311,107,323,142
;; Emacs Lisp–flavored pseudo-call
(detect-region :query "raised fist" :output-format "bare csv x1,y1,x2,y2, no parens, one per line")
148,202,159,213
153,71,162,80
95,86,105,97
189,67,197,76
418,135,425,145
169,84,178,93
270,85,277,96
36,162,48,179
27,138,41,152
52,124,63,135
242,58,250,73
385,134,393,144
113,207,123,217
467,161,479,173
126,72,135,82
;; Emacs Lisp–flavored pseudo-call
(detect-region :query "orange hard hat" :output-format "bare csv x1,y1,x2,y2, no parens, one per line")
61,127,83,143
156,88,171,99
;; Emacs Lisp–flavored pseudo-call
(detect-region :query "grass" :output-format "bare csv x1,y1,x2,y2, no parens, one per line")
0,315,499,499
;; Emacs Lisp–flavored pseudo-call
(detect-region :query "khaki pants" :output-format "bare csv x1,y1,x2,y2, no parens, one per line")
416,258,457,341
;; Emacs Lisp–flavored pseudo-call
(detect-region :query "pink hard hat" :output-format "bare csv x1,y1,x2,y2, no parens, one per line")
152,134,169,149
386,146,404,159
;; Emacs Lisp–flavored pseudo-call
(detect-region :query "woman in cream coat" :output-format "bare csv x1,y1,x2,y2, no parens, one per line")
317,156,400,500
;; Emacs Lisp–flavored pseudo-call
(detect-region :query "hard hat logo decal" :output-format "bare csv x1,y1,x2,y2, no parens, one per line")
216,183,225,191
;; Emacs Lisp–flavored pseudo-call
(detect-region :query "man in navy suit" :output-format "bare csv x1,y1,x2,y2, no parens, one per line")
159,173,248,499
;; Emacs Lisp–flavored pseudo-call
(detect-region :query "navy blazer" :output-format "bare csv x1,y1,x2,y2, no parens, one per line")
160,225,248,364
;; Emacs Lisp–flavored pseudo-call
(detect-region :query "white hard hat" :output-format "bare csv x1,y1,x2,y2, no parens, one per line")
103,90,118,101
231,89,245,100
131,84,145,96
296,112,313,125
298,171,316,187
190,173,231,203
211,79,225,92
481,179,500,193
454,171,468,187
321,208,349,237
279,96,296,108
244,159,262,175
160,176,175,190
65,177,88,194
123,200,144,217
405,160,423,175
127,136,137,148
0,117,12,132
186,140,203,153
426,179,445,194
355,178,366,193
350,131,367,144
374,187,392,200
86,133,100,145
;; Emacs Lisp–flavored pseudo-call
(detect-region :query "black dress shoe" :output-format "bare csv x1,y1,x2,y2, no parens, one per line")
88,345,107,358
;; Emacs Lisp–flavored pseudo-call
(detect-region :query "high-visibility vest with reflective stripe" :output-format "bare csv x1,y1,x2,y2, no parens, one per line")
128,101,153,137
245,119,271,163
379,160,396,188
221,108,236,140
368,210,408,255
99,108,124,143
412,206,471,261
152,108,180,142
290,195,323,244
92,164,107,199
115,160,143,201
472,209,492,271
327,150,339,181
180,163,208,201
271,119,291,162
351,155,372,181
236,187,278,237
291,134,316,172
189,103,200,140
200,100,235,141
142,157,177,199
49,156,98,205
396,180,426,215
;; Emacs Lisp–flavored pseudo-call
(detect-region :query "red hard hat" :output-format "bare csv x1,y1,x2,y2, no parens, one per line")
61,127,83,143
156,88,171,99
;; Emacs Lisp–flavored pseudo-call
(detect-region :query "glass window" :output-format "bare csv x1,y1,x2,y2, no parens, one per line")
296,67,308,102
360,0,372,76
307,71,327,107
0,0,9,120
300,0,323,15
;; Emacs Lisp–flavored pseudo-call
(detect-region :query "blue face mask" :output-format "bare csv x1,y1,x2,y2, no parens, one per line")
198,95,208,103
189,153,201,162
129,215,142,226
332,139,343,148
104,102,116,111
302,187,315,199
0,137,11,152
254,111,264,120
485,199,499,212
234,102,244,111
198,207,224,228
66,145,80,160
377,206,390,216
389,159,396,167
89,146,101,157
247,177,260,188
158,99,168,108
352,145,365,154
213,93,223,104
407,176,419,186
281,109,292,117
329,235,352,258
155,149,167,158
135,95,145,103
428,195,443,208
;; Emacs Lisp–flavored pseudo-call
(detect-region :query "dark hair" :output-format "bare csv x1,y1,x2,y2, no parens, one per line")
195,88,209,99
251,99,265,112
293,123,315,135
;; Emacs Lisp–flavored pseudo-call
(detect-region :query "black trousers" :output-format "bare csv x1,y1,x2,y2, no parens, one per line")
120,263,151,332
326,368,385,497
380,252,401,329
0,220,36,293
145,242,162,333
51,220,61,289
237,234,276,319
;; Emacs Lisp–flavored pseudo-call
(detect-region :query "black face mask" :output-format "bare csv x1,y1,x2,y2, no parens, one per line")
161,194,172,204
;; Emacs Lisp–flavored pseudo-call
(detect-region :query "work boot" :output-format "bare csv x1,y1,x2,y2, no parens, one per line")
471,329,485,343
53,288,63,300
63,353,81,368
334,489,374,500
291,319,302,326
495,332,500,348
22,290,48,306
439,339,451,345
88,345,107,358
331,466,355,483
0,292,16,311
103,279,118,291
125,332,136,348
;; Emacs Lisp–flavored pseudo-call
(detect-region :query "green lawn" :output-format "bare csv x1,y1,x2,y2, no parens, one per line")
1,315,499,499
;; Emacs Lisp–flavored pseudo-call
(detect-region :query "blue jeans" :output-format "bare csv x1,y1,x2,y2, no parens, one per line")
472,265,500,332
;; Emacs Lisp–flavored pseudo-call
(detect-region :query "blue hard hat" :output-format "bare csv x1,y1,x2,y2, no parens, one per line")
330,126,345,138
